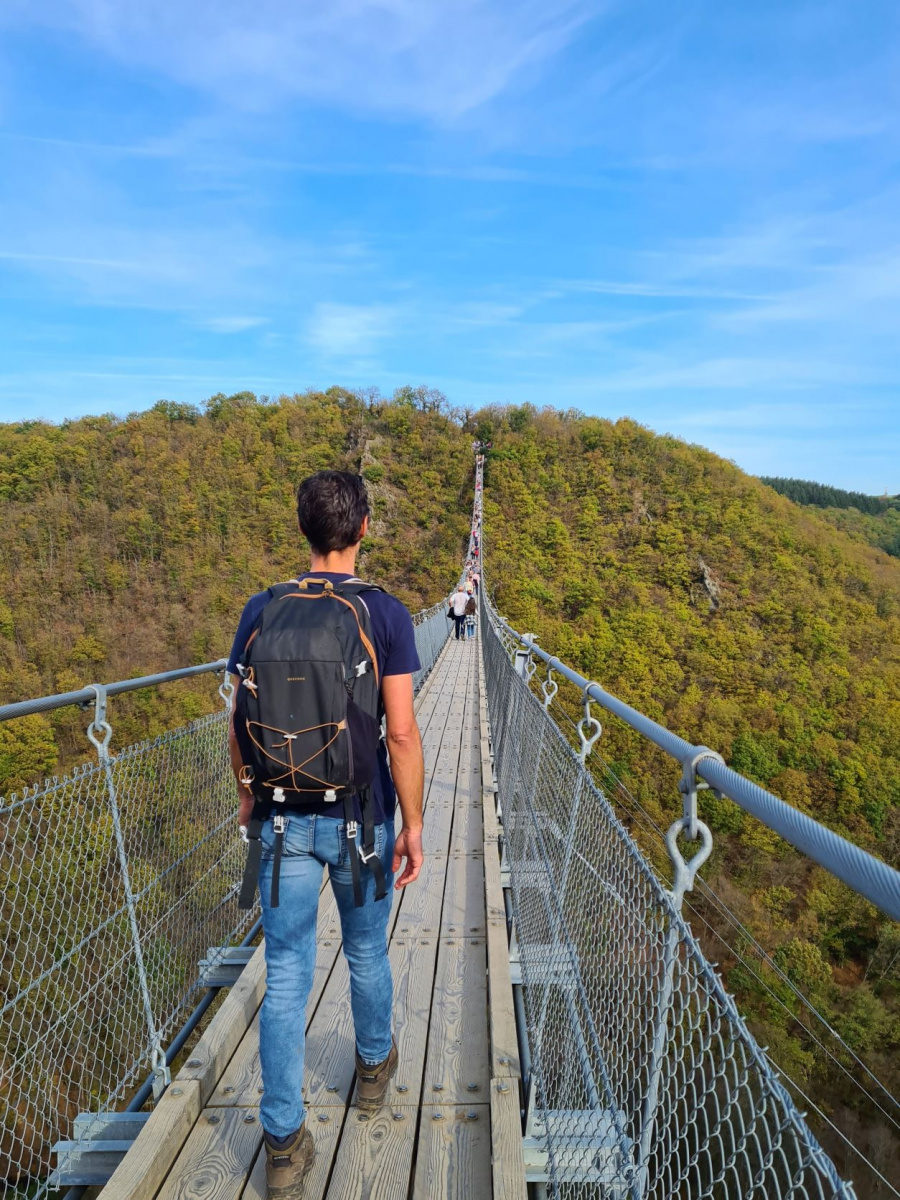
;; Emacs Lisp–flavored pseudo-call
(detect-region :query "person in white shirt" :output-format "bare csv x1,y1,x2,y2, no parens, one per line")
448,585,469,640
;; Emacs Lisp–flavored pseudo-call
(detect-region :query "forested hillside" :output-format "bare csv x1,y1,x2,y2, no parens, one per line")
761,475,900,559
479,405,900,1185
0,389,473,790
2,392,898,1184
760,475,898,514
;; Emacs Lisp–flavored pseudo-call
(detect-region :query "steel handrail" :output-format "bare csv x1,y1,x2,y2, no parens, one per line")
0,660,229,723
490,614,900,922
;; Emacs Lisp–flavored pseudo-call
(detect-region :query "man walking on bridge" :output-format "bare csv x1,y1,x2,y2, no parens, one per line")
227,470,425,1199
448,583,469,639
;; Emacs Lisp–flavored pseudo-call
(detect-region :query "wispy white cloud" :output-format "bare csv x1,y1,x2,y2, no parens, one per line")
198,315,268,334
0,147,373,315
0,249,145,270
2,0,603,120
305,303,397,359
556,278,773,301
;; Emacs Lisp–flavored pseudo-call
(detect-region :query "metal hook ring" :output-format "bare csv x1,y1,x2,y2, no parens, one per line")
85,684,113,754
577,714,602,756
576,683,603,763
218,673,235,707
665,817,713,908
541,665,558,711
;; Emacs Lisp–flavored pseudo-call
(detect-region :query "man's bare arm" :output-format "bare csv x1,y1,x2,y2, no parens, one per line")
382,672,424,889
228,687,255,828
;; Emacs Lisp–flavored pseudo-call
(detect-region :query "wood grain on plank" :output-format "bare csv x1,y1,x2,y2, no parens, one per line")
449,796,484,857
315,886,341,942
423,938,489,1103
174,946,267,1106
441,853,486,937
322,1104,417,1200
155,1107,262,1200
490,1081,528,1200
412,1106,491,1200
483,846,506,924
208,1012,263,1109
485,920,520,1078
481,781,500,843
101,1079,202,1200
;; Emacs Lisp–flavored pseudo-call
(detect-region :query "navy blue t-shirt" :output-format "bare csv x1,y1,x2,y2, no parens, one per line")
227,573,421,824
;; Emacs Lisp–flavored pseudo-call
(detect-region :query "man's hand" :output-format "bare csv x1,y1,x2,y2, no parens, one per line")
229,691,256,833
392,825,424,889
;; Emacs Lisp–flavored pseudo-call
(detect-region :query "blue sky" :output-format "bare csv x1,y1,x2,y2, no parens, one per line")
1,0,898,492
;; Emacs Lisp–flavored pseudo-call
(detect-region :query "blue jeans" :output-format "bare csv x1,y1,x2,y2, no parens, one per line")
257,813,395,1138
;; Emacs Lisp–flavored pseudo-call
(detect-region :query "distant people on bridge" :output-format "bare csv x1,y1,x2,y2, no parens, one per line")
448,584,469,639
227,470,425,1196
472,571,480,596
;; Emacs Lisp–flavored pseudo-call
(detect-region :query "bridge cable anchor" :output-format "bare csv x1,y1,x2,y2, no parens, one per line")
665,746,724,909
678,746,725,841
218,672,235,709
577,686,602,764
540,662,558,711
665,818,714,910
85,683,113,755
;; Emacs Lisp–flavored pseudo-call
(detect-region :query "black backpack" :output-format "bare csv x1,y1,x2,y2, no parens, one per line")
235,576,388,909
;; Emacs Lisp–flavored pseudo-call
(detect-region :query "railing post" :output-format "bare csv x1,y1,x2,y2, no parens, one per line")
636,810,713,1194
86,685,171,1101
513,632,539,680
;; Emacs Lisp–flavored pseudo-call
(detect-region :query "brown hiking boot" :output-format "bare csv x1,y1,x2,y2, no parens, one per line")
264,1123,315,1200
355,1037,398,1115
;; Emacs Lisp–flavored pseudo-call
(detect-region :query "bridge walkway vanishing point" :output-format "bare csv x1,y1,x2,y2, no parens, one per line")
98,633,526,1200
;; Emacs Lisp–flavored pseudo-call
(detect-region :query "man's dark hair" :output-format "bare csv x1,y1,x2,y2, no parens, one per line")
296,470,370,555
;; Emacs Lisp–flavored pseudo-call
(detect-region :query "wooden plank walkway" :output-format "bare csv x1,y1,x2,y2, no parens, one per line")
102,633,527,1200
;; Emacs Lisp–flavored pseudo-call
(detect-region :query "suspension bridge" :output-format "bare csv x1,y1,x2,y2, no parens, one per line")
2,455,899,1200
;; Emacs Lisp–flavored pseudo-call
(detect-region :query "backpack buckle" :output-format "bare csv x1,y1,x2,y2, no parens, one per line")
273,787,286,804
346,820,358,841
359,844,378,864
273,813,286,834
324,789,337,803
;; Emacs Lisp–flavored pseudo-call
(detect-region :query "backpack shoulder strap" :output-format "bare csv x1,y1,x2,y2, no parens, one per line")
337,578,387,596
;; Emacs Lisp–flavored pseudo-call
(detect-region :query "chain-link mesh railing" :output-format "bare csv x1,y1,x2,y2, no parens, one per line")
1,596,449,1200
412,599,452,693
0,682,250,1199
481,596,856,1199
